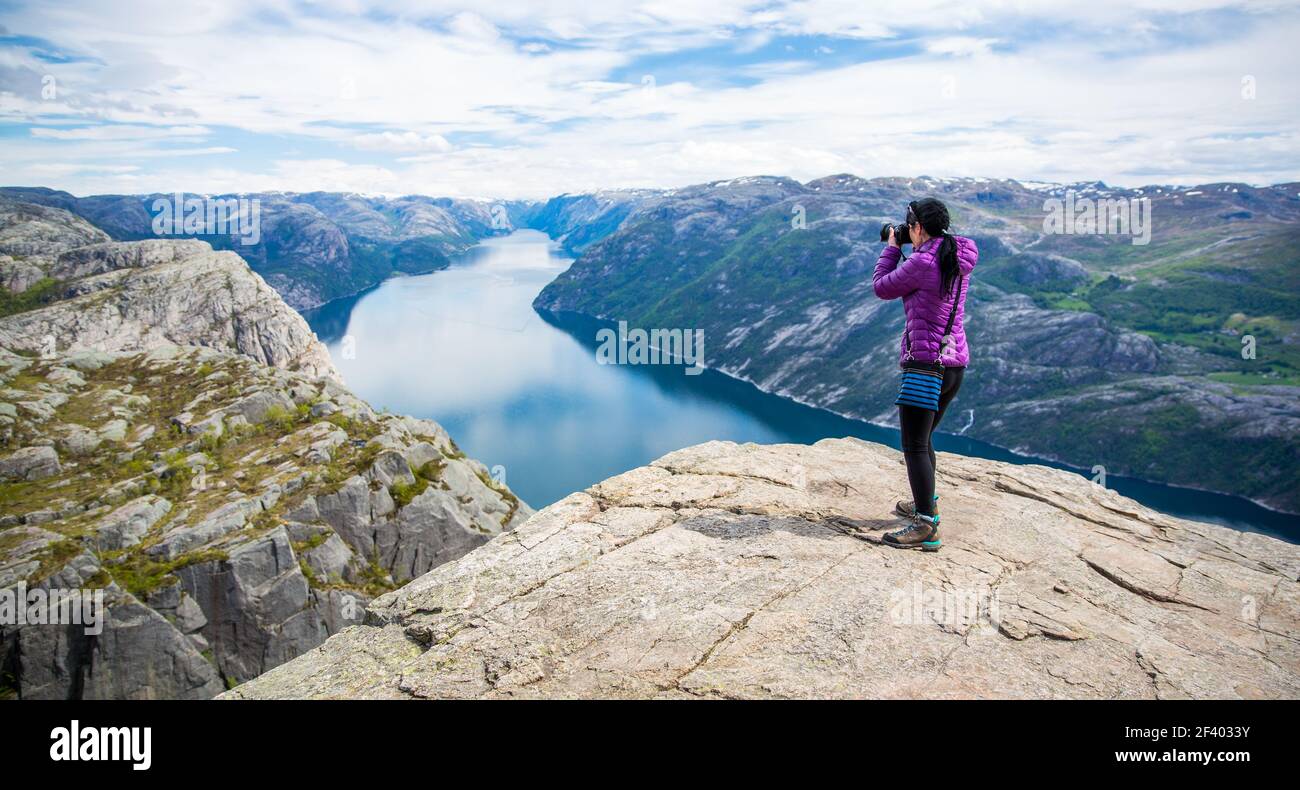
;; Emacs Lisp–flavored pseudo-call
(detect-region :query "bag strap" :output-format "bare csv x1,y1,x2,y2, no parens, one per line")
942,275,965,340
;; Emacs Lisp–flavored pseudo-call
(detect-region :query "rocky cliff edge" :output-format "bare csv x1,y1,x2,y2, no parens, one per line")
0,197,337,380
224,438,1300,700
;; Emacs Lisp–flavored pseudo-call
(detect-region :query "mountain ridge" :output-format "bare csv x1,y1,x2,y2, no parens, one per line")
0,187,653,310
9,175,1296,309
7,175,1297,511
0,196,337,379
533,174,1300,514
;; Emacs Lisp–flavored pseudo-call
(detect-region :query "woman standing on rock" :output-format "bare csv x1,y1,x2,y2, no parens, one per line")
872,198,978,551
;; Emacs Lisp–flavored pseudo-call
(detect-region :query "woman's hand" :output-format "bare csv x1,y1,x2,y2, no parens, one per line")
887,225,900,248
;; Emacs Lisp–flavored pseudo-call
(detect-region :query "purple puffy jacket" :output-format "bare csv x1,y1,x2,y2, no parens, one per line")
873,235,978,367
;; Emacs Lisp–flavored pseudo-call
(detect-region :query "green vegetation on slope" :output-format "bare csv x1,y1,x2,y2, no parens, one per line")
535,178,1300,510
0,278,65,318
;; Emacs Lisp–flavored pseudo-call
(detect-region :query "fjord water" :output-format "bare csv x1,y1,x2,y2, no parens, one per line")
305,230,1297,543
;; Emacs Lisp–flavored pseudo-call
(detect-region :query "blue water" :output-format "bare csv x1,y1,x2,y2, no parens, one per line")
304,230,1298,543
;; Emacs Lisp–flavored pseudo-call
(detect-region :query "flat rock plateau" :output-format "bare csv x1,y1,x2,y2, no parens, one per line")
226,438,1299,700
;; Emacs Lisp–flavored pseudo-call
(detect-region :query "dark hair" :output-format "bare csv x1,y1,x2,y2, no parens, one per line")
907,197,959,297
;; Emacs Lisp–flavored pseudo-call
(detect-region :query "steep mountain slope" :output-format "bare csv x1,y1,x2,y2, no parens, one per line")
510,190,665,255
0,198,111,298
0,186,667,311
0,197,335,378
534,175,1300,512
225,438,1300,700
0,189,513,310
0,345,531,699
0,204,532,699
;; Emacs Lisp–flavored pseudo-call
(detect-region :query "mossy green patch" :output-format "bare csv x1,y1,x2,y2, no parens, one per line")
26,538,85,585
389,476,428,508
0,277,66,318
106,548,228,599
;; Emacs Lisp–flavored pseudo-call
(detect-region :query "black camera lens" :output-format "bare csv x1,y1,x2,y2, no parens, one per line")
879,222,911,245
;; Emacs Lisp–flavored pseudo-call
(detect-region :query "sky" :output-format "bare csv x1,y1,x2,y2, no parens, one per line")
0,0,1298,199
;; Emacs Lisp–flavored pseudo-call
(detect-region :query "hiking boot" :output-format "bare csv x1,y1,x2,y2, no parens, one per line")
894,494,939,520
882,513,942,551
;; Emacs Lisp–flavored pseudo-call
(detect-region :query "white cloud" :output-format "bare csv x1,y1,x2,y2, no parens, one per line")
25,163,140,176
352,131,453,153
446,11,501,42
0,0,1297,197
30,125,210,141
925,37,997,56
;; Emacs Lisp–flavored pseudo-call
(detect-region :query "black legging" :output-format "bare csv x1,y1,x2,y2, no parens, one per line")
898,366,964,516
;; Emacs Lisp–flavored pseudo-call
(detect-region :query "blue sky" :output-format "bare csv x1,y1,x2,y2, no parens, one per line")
0,0,1297,198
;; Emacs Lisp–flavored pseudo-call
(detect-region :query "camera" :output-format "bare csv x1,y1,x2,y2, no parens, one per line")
879,222,911,246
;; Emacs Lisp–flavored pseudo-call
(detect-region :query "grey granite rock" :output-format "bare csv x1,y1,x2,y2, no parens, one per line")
3,553,224,700
0,446,61,481
224,388,296,425
0,199,338,381
10,590,225,700
94,495,171,551
0,197,109,257
0,282,527,700
147,499,258,561
57,424,102,456
226,439,1300,700
176,526,320,684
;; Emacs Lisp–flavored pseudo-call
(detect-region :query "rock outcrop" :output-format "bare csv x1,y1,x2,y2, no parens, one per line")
0,197,337,379
0,198,110,259
0,196,533,699
0,344,530,700
0,189,516,311
225,438,1299,700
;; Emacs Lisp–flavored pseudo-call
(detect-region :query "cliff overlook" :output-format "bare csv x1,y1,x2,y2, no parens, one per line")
0,199,531,699
227,438,1299,700
533,175,1300,512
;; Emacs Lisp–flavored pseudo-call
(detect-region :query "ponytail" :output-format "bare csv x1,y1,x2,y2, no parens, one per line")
938,232,959,297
